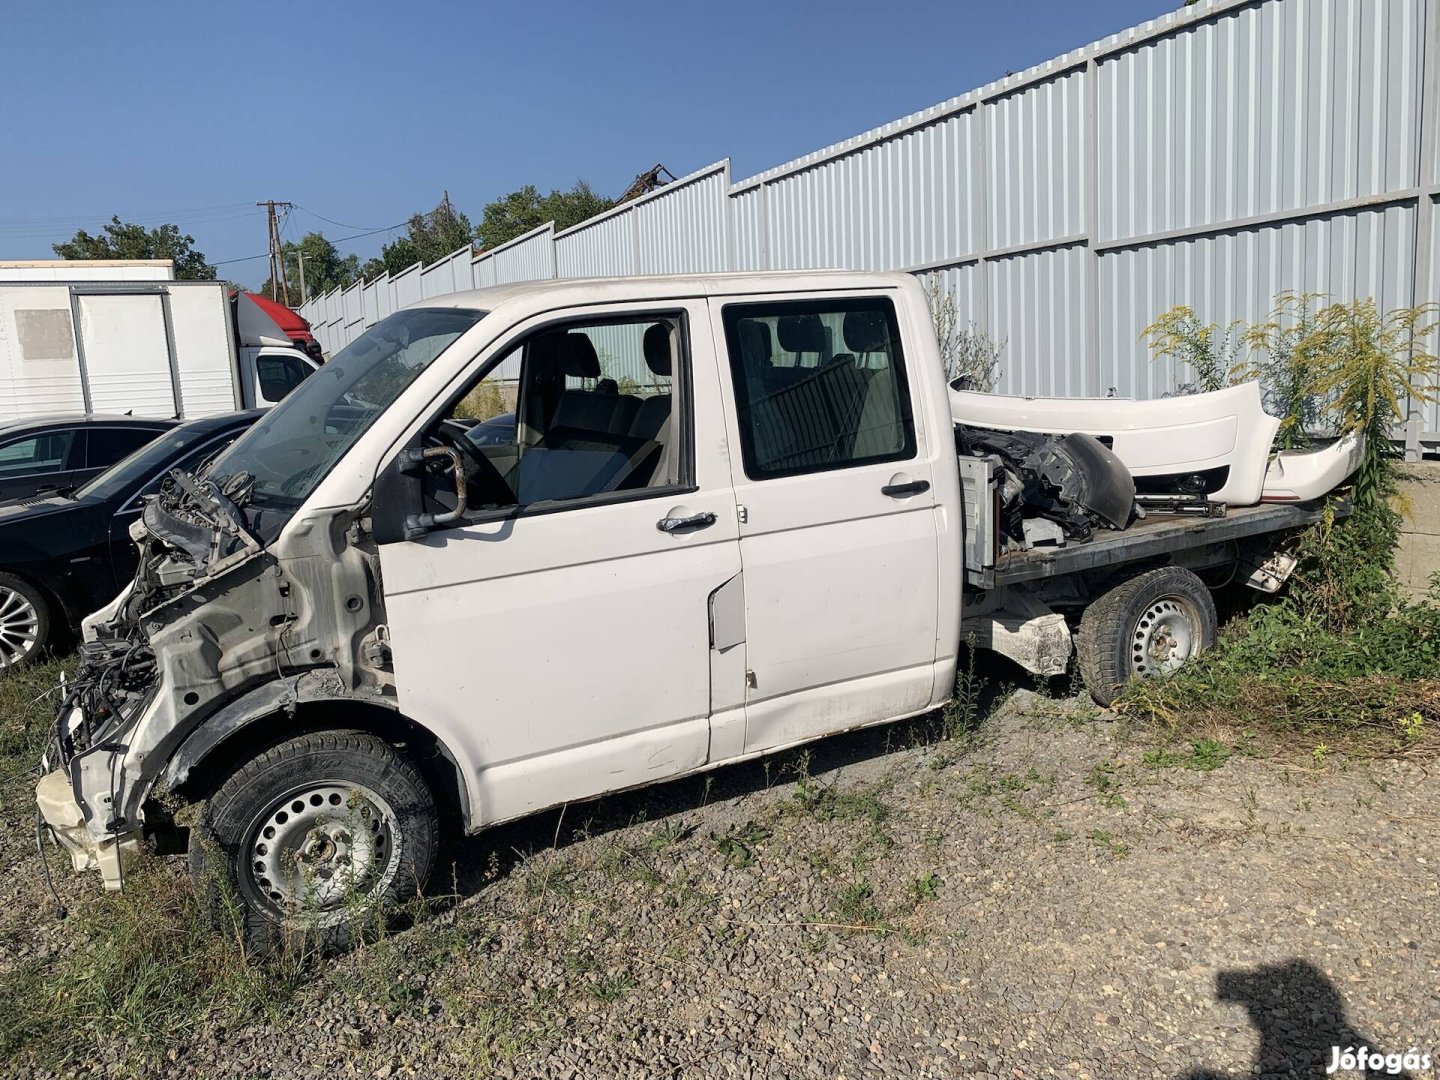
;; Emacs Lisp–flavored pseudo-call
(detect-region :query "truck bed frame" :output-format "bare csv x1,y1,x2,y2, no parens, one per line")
980,502,1328,588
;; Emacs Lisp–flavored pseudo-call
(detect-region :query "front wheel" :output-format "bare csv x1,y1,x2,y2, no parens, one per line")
1076,566,1218,707
190,729,438,955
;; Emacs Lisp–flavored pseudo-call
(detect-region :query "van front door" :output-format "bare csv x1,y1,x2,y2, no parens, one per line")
374,304,744,827
710,293,943,754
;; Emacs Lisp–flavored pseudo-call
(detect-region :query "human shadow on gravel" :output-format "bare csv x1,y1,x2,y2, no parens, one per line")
428,655,1019,900
1180,959,1415,1079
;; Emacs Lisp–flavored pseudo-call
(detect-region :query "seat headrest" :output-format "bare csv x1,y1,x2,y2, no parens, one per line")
557,332,601,378
777,313,826,354
738,320,772,365
843,310,890,354
596,377,619,395
643,323,672,376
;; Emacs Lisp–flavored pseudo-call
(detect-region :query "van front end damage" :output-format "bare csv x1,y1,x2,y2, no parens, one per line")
35,470,390,890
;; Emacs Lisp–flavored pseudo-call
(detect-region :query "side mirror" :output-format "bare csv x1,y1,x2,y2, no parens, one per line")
372,444,468,544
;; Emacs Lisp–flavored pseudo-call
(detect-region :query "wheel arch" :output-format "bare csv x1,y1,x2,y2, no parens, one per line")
159,684,475,830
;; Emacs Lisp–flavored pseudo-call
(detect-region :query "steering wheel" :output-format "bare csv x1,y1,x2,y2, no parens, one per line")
427,424,513,509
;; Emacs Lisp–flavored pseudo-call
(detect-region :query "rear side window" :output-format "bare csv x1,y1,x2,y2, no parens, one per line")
86,427,163,469
258,354,311,403
0,430,72,476
721,297,916,480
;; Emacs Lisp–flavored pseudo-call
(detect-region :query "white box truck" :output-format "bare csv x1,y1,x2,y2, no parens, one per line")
0,280,319,421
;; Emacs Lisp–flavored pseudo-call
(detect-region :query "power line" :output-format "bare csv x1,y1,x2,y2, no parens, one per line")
293,205,398,232
211,222,405,268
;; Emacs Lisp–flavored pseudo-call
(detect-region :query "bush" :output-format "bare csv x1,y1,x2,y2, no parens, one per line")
1140,306,1246,394
1122,296,1440,743
926,278,1005,392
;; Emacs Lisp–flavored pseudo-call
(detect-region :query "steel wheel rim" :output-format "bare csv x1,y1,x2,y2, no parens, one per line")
1130,595,1198,676
0,586,40,668
245,781,402,926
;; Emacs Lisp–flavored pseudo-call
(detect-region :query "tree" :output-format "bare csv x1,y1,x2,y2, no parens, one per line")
475,181,614,251
372,193,475,278
258,232,360,301
53,216,216,280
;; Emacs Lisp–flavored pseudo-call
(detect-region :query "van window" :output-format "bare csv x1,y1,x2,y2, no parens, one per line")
721,297,916,479
423,314,686,516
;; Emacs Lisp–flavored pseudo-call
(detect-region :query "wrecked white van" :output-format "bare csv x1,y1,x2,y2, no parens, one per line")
34,272,1351,945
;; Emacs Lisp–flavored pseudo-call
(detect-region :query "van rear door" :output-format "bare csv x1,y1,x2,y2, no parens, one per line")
709,291,942,754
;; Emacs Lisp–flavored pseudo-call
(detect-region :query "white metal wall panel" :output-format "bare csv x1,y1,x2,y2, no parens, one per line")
420,246,472,298
420,262,446,299
493,226,556,284
556,213,634,278
635,167,727,274
731,188,765,271
474,255,497,289
342,281,363,326
1098,0,1424,243
986,71,1087,251
986,247,1089,397
761,111,977,272
373,277,394,323
293,0,1436,454
392,265,422,309
1424,197,1440,440
1099,204,1417,399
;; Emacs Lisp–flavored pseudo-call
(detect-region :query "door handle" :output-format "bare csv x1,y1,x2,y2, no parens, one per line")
881,480,930,497
657,512,717,534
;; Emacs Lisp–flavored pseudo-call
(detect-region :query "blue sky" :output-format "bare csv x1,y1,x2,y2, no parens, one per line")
0,0,1173,287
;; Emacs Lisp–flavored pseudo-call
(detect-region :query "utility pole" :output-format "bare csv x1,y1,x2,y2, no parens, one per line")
296,250,307,305
257,200,294,304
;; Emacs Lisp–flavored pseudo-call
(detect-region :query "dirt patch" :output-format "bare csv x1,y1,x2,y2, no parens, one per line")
2,687,1437,1078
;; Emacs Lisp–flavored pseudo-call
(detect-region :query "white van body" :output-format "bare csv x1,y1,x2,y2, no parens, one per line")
0,281,318,421
36,272,1346,908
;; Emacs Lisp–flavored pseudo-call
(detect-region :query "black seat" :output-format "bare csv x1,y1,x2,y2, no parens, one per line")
545,334,639,440
628,323,674,441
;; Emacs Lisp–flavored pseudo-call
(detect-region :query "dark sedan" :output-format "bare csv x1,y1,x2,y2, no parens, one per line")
0,411,261,668
0,415,175,502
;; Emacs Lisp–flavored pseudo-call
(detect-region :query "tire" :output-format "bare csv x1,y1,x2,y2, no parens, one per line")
0,571,51,671
1076,566,1218,708
190,729,438,956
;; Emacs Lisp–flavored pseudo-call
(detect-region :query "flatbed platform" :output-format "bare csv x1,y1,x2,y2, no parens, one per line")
977,502,1329,588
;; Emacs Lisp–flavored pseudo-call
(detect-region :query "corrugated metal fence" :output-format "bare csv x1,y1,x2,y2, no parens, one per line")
300,0,1440,454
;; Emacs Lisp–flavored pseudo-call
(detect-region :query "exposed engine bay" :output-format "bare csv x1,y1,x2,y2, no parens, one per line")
40,465,390,888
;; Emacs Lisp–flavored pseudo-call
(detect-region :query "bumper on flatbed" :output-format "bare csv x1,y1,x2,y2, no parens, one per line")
35,769,140,891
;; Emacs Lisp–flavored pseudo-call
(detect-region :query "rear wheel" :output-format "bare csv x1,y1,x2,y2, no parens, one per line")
0,572,50,670
1076,566,1217,707
190,729,438,955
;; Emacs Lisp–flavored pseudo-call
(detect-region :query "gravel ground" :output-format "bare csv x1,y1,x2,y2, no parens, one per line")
3,689,1437,1079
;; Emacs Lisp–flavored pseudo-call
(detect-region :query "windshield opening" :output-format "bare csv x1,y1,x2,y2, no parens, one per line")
207,307,485,536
